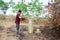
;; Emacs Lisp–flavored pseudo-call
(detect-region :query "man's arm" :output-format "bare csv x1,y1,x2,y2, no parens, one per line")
19,15,24,18
19,16,21,18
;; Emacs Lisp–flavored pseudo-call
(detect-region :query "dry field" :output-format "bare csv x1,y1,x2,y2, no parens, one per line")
0,15,60,40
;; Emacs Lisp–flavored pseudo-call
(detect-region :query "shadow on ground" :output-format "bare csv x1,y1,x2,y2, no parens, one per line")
0,25,60,40
0,26,4,31
41,26,60,40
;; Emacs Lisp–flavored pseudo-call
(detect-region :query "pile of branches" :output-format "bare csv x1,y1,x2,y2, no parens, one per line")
48,2,60,27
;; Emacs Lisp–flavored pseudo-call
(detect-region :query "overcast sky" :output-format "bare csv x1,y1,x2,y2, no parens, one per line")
3,0,51,5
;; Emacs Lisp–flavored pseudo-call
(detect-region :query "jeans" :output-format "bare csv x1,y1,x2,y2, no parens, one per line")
16,24,20,35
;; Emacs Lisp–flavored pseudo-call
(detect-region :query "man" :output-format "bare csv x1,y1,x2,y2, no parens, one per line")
15,10,22,36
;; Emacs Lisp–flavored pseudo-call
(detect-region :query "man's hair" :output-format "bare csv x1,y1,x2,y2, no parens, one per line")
18,10,22,13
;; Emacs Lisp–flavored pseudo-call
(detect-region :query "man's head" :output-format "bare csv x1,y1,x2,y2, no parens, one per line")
18,10,22,14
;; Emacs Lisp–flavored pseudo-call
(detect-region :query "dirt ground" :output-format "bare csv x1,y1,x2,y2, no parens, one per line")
0,19,60,40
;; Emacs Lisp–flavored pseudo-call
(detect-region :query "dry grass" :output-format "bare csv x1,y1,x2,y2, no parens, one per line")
0,17,15,28
0,15,50,28
0,15,60,40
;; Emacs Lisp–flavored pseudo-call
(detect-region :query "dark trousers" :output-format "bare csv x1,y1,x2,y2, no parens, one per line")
16,24,20,34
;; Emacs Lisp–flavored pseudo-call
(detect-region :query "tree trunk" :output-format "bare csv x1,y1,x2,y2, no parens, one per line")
3,11,6,19
28,18,33,33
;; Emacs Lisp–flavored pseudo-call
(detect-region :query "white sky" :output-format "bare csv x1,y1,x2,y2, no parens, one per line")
1,0,52,16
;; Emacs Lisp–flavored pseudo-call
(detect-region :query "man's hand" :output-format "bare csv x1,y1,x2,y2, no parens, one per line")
19,16,21,18
19,16,24,19
19,16,25,21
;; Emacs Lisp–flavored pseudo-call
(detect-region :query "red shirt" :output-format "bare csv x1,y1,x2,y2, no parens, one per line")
15,13,20,24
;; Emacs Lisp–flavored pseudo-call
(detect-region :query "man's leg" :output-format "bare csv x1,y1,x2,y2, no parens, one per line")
16,24,20,35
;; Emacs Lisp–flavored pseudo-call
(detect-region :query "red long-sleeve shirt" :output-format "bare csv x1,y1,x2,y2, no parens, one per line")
15,13,20,24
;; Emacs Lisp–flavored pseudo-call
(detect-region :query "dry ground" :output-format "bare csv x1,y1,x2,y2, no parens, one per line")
0,16,60,40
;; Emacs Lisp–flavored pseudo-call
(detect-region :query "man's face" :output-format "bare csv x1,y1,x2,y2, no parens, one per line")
18,12,21,14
